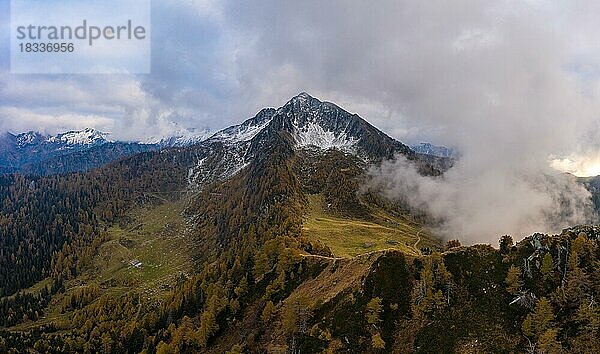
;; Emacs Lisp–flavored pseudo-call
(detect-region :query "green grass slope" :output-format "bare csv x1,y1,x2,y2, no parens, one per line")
302,194,437,257
10,201,194,331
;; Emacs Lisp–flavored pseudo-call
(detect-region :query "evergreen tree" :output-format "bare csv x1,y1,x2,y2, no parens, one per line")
522,298,555,340
261,301,277,323
505,265,523,296
371,332,385,349
499,235,514,254
540,253,553,278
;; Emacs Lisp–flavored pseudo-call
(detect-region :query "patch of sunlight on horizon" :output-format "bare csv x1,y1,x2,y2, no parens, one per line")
551,154,600,177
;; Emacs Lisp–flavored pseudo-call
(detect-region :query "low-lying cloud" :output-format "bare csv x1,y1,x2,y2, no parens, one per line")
368,156,597,244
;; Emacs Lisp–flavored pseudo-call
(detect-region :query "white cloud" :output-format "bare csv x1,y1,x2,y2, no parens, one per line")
0,106,115,135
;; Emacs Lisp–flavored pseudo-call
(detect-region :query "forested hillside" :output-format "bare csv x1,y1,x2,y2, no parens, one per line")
1,95,599,352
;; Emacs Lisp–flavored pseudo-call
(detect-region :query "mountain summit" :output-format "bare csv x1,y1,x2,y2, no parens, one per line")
186,93,433,187
276,92,412,158
47,128,110,146
209,92,414,157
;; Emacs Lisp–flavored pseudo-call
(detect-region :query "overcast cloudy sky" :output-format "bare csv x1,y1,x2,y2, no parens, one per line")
2,0,600,159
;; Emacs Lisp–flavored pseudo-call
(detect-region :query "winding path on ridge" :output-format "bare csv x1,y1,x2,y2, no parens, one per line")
298,253,345,261
413,229,422,252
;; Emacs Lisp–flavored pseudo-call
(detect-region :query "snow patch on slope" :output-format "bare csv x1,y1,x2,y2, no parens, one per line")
156,128,212,147
210,118,272,144
188,146,250,188
142,121,212,147
293,122,359,151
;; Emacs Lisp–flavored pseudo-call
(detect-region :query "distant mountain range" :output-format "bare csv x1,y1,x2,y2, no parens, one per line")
0,126,213,175
1,93,442,176
0,128,154,175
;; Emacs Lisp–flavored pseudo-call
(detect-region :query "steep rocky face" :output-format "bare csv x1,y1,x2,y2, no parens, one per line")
186,92,437,189
276,92,414,160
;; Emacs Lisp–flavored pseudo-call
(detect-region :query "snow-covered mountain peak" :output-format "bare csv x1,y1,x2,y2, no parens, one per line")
274,93,362,152
208,108,276,144
289,91,316,104
48,128,111,146
281,92,323,114
206,93,364,153
144,125,212,147
164,128,212,147
294,91,313,100
187,93,417,188
16,131,48,147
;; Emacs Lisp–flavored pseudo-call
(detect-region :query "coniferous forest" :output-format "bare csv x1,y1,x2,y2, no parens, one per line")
8,0,600,352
